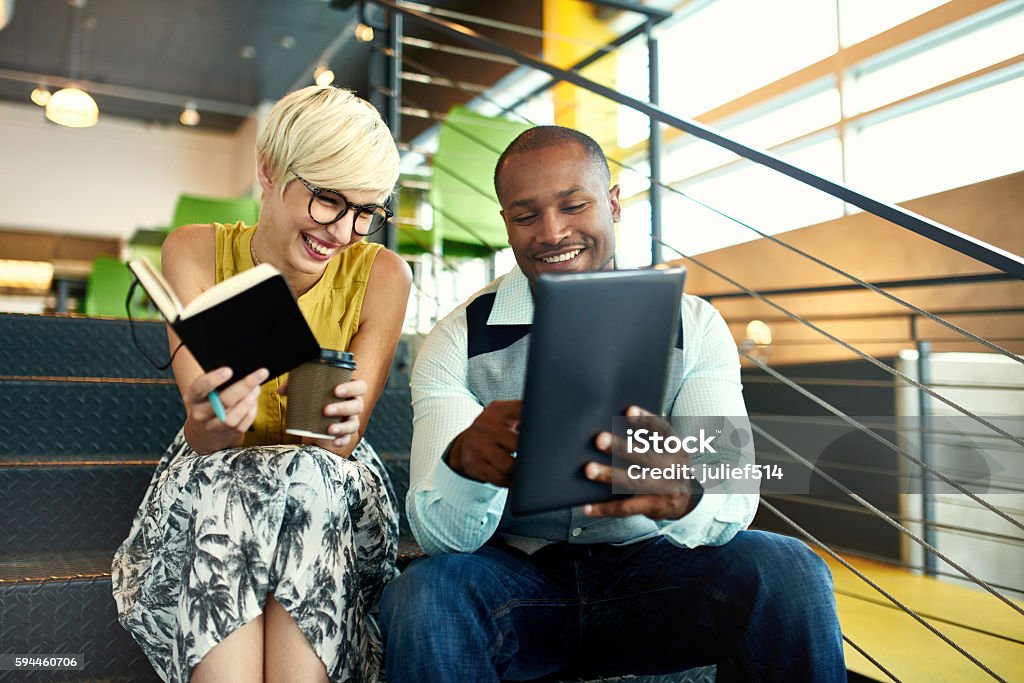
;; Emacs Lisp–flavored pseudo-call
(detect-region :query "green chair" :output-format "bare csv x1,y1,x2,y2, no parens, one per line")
170,194,260,231
82,255,145,318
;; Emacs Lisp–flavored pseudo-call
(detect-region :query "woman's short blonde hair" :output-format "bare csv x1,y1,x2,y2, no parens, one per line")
256,85,399,202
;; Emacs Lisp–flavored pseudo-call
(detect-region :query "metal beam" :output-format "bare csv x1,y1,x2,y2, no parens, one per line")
0,67,254,117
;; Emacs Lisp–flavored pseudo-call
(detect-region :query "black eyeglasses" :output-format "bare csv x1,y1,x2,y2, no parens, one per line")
292,171,393,236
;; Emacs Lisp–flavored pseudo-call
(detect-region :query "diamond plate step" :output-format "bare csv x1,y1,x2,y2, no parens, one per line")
1,464,156,555
0,313,171,380
0,552,159,682
0,381,184,460
364,386,413,455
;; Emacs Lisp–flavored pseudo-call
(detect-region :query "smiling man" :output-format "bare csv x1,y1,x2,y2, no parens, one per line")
379,126,845,682
498,130,618,279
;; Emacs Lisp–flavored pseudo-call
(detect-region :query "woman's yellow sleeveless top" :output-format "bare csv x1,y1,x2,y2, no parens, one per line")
214,221,382,446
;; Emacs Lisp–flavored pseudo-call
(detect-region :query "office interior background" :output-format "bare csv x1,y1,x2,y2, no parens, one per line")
0,1,1021,681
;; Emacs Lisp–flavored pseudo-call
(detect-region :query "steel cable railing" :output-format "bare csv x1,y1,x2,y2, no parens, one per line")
761,499,1009,682
840,634,903,683
766,495,1024,548
646,171,1024,367
375,0,1024,278
364,2,1024,677
397,48,1024,369
397,63,1024,574
398,29,1024,499
667,246,1024,446
739,351,1024,617
397,72,1024,460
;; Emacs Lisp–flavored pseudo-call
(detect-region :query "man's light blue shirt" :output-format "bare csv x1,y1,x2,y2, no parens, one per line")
407,266,758,556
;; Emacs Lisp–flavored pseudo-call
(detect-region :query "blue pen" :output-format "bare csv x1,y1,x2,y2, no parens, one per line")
208,391,227,421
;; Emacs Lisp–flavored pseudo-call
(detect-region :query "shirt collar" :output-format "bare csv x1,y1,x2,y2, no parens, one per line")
488,265,534,326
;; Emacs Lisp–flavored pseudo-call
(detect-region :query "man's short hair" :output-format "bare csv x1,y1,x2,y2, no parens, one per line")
493,126,610,198
256,85,399,202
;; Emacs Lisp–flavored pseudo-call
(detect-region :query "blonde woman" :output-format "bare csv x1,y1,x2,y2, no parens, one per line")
112,85,411,682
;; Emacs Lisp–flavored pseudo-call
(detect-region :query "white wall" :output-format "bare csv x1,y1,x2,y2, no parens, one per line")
896,351,1024,601
0,100,256,241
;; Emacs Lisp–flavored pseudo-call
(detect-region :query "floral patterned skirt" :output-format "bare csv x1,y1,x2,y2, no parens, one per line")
111,429,399,682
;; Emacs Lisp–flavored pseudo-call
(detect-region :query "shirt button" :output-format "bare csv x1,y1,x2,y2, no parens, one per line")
571,527,583,537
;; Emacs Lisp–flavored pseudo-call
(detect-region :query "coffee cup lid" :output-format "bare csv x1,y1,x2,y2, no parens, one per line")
319,348,355,367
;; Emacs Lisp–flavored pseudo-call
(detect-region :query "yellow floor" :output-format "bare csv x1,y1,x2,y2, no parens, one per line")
817,551,1024,682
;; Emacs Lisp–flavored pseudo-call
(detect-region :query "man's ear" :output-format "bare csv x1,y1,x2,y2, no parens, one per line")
609,184,622,222
256,157,275,193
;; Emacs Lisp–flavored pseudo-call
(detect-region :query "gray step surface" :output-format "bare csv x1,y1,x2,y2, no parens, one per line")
0,313,173,380
0,380,411,461
0,552,158,682
1,464,155,555
0,381,183,459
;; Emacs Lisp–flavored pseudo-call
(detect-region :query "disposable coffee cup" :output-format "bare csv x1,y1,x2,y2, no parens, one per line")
285,348,356,439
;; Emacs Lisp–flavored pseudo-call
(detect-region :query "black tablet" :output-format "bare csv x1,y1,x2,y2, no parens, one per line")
510,267,686,515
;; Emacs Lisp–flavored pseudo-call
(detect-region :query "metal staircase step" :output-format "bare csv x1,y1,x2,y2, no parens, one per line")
364,386,414,455
0,463,155,555
0,381,184,459
0,313,171,380
1,457,412,556
0,551,159,682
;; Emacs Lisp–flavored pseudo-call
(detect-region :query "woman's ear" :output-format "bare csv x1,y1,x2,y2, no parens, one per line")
256,157,275,193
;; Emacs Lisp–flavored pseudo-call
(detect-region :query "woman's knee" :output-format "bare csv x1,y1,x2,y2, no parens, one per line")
275,446,349,499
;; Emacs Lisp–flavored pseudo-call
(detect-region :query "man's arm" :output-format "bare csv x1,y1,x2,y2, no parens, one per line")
657,300,759,548
407,311,509,555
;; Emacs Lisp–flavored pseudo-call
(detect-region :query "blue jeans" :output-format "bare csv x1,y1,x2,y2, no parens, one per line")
380,531,845,682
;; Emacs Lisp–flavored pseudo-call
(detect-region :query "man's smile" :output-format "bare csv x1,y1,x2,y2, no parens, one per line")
538,248,583,264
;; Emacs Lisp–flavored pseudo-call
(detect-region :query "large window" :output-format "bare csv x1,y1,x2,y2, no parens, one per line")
616,0,1024,262
658,0,838,118
838,0,950,46
848,4,1024,114
851,74,1024,201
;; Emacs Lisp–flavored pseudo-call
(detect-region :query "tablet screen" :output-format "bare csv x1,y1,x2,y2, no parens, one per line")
511,267,685,515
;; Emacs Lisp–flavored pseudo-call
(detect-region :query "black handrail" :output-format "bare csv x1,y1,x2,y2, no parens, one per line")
369,0,1024,280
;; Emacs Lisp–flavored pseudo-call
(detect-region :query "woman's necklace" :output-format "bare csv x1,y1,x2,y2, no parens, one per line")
250,232,261,266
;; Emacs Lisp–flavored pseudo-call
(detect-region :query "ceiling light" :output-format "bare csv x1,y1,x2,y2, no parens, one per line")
48,0,98,128
314,65,335,86
46,87,99,127
179,101,200,126
239,45,257,60
31,87,51,106
278,35,296,49
354,22,374,42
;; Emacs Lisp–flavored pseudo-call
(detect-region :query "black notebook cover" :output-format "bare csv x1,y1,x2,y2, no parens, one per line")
172,275,320,384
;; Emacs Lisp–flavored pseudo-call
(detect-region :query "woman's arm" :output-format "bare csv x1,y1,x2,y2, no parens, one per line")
312,247,412,458
162,225,267,455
